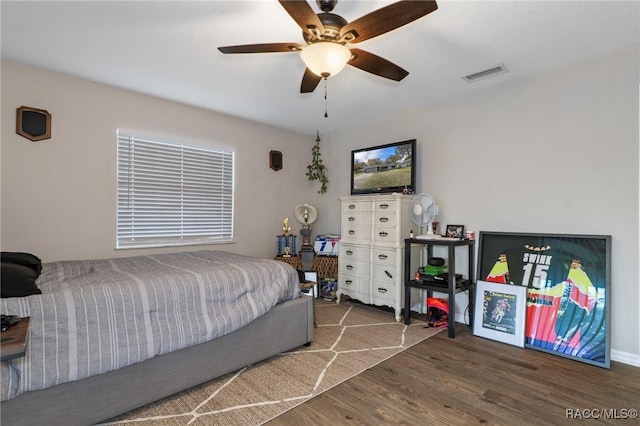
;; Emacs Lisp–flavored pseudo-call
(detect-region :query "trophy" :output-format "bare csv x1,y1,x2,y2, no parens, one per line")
294,204,318,268
277,217,296,257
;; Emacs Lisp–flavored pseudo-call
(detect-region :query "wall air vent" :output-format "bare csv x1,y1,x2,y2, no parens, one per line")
462,64,508,82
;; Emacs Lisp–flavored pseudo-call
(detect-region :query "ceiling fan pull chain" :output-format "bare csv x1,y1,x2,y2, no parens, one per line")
323,76,328,118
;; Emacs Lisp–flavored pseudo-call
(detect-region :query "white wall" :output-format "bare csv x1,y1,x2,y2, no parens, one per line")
316,46,640,364
2,45,638,364
1,61,318,262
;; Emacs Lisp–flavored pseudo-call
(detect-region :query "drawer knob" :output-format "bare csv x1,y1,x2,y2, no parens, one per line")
379,217,389,223
346,280,353,285
348,216,355,222
348,230,355,235
379,231,388,237
377,287,388,293
346,264,353,270
348,204,356,209
379,203,389,209
346,250,353,255
385,270,393,279
378,254,388,260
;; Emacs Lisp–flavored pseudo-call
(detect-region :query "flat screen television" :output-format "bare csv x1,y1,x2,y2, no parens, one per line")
351,139,416,195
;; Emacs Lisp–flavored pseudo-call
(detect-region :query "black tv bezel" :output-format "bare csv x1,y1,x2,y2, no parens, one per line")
350,139,416,195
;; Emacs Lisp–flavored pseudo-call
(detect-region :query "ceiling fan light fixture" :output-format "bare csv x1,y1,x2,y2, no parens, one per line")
300,42,351,77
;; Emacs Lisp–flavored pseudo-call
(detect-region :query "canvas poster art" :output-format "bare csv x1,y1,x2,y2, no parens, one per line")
477,232,611,368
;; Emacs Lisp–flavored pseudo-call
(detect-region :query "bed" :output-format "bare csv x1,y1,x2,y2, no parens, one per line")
0,250,314,425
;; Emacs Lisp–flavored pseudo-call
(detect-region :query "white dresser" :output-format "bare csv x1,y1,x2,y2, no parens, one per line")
337,194,419,321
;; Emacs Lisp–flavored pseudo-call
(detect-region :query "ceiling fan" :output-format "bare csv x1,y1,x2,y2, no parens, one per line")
218,0,438,93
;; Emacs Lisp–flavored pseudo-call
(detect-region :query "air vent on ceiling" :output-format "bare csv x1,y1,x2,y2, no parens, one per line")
462,64,508,82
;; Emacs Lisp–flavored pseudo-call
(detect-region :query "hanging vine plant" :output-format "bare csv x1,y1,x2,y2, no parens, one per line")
306,131,328,194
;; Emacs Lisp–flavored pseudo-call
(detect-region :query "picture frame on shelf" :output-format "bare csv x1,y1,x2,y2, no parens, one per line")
446,224,465,239
477,231,611,368
473,280,526,347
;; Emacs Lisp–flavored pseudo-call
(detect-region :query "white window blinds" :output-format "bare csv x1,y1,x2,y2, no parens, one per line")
117,130,234,249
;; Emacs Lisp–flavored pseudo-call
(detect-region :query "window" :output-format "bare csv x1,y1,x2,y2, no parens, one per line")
116,130,234,249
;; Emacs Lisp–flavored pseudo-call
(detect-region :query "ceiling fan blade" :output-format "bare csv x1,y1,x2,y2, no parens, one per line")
279,0,325,36
348,48,409,81
340,0,438,43
218,43,304,54
300,68,322,93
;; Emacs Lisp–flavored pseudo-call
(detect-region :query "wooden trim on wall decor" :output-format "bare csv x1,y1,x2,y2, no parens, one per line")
16,105,51,141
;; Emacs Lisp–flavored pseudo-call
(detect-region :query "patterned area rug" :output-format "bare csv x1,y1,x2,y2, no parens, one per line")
101,299,442,425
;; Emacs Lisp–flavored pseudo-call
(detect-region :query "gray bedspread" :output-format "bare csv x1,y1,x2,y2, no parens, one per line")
0,250,300,401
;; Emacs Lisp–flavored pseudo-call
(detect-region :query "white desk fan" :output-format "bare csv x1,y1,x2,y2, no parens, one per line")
409,193,440,239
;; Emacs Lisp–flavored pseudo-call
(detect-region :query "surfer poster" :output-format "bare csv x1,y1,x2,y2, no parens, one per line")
477,232,611,368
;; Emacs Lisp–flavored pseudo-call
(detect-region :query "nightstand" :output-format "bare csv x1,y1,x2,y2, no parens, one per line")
274,255,303,270
311,255,338,280
1,317,30,361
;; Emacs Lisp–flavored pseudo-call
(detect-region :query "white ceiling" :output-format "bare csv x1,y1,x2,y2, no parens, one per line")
1,1,638,137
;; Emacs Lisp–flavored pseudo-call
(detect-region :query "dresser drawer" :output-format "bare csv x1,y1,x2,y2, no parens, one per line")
373,198,400,213
339,244,368,262
371,282,396,308
338,274,370,301
373,210,397,227
341,211,372,227
372,263,398,285
372,280,395,296
339,259,371,279
341,226,371,242
342,200,372,213
372,226,398,243
371,247,397,266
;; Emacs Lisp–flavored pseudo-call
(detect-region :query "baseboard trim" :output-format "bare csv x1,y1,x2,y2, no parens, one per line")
456,314,640,368
611,349,640,367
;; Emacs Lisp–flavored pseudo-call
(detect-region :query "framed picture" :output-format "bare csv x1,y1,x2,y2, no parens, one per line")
477,231,611,368
16,105,51,142
446,224,465,239
320,278,337,301
473,280,527,347
269,150,282,171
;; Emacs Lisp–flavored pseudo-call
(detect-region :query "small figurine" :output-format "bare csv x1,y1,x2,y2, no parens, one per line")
283,217,290,235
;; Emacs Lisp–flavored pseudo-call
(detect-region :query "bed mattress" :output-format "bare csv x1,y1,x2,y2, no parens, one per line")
1,250,300,401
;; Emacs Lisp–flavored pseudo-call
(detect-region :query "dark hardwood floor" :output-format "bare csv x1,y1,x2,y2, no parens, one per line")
268,323,640,425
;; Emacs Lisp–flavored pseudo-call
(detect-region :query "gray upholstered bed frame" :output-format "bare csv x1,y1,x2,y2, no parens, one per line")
1,296,314,425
